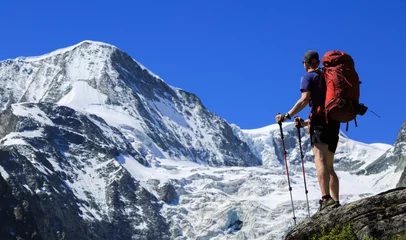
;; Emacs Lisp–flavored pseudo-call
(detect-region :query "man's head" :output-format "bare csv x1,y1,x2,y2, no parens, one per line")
303,50,320,72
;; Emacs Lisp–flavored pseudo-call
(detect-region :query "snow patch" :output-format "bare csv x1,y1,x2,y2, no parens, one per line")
241,122,296,136
152,97,189,128
1,130,43,146
12,104,54,126
0,165,10,180
369,143,393,151
23,184,33,193
58,80,108,108
117,154,167,182
1,138,28,146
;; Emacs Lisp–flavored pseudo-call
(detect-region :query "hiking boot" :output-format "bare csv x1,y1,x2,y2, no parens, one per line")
332,201,341,208
318,195,335,212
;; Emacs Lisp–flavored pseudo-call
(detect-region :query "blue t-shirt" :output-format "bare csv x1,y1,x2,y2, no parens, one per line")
300,71,325,107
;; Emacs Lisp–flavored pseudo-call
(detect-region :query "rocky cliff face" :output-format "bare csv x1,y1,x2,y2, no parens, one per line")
397,167,406,188
0,102,170,240
364,121,406,175
284,187,406,240
284,121,406,240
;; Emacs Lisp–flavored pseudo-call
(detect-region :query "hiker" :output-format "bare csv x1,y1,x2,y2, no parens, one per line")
275,50,341,211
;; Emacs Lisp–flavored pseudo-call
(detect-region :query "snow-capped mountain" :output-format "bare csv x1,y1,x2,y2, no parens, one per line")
0,40,260,167
0,41,402,240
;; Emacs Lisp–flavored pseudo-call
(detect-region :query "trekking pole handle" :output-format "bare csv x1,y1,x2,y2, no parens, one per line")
276,112,283,125
294,116,304,129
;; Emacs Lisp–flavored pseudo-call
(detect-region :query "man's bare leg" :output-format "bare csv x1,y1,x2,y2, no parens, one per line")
312,143,330,197
327,150,339,201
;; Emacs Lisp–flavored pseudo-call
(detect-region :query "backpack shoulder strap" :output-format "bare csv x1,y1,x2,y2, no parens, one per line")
310,68,324,89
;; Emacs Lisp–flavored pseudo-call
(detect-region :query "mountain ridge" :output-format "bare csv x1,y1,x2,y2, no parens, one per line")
0,40,261,167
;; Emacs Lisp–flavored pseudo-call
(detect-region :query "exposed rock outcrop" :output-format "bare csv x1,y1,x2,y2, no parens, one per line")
285,188,406,240
397,167,406,188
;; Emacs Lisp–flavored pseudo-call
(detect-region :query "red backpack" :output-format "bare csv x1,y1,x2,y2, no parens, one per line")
320,50,368,130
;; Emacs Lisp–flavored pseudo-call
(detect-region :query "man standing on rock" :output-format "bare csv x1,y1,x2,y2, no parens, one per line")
275,50,341,212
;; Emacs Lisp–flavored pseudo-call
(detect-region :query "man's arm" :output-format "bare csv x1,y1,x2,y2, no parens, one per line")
275,75,312,124
302,119,310,128
287,91,310,117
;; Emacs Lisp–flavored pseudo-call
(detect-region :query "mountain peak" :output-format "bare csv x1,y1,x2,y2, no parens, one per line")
12,40,117,63
67,40,120,52
77,40,117,47
3,40,163,83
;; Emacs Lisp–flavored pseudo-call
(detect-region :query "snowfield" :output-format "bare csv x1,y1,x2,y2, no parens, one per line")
117,154,401,239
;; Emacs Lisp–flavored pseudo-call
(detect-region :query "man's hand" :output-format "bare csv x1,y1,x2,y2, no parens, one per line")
294,116,304,128
294,116,309,128
275,113,283,123
275,113,290,124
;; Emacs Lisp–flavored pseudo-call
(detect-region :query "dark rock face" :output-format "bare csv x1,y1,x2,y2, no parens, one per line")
284,188,406,240
0,102,170,240
0,173,42,240
397,167,406,188
365,121,406,175
157,182,178,204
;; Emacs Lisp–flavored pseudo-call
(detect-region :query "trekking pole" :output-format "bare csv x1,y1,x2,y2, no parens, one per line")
278,120,296,225
295,117,311,217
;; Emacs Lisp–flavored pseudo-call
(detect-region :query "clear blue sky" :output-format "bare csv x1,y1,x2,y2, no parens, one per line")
1,1,405,145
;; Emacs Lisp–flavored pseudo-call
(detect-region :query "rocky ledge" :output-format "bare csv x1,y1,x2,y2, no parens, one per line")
285,187,406,240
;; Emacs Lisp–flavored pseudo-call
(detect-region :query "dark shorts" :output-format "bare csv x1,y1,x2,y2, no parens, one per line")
309,116,340,153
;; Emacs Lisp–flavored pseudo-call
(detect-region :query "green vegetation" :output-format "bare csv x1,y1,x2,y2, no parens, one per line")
311,223,406,240
385,232,406,240
311,223,357,240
